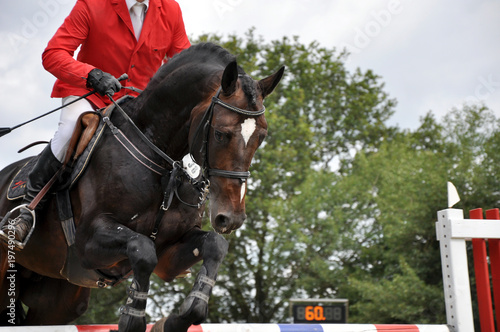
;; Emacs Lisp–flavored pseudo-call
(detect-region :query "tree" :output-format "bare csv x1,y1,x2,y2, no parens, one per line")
74,31,498,326
441,104,500,209
190,31,398,323
295,104,499,324
332,136,448,323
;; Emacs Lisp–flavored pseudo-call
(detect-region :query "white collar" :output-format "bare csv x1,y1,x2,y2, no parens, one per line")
126,0,149,12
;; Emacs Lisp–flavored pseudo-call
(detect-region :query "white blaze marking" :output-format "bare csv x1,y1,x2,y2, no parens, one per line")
240,182,246,203
241,118,256,148
240,118,255,202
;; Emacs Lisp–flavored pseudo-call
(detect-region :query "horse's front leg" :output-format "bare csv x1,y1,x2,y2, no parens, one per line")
152,230,228,332
118,233,158,332
79,220,157,332
178,231,228,322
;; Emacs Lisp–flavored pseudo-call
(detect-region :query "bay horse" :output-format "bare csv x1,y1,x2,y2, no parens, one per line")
0,42,284,331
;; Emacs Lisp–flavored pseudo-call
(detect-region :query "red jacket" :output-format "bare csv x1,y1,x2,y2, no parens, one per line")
42,0,190,109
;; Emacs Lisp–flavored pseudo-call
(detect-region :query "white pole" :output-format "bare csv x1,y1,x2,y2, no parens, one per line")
436,208,475,332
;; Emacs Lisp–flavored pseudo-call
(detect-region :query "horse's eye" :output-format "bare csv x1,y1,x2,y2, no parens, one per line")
214,130,225,142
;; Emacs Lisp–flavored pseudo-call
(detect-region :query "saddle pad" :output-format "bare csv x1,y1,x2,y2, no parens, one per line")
68,95,133,187
6,119,107,201
6,95,134,202
6,126,108,202
6,158,38,200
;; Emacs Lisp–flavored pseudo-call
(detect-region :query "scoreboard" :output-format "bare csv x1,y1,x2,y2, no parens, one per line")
290,299,348,324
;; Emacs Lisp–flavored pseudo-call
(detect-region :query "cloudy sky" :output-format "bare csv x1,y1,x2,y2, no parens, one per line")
0,0,499,170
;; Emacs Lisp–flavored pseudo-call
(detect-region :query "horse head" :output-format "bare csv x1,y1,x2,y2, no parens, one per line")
188,61,284,234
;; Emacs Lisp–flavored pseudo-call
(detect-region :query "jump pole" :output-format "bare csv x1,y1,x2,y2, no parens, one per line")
0,324,451,331
8,209,500,332
469,208,495,332
3,197,499,331
437,208,500,332
484,209,500,327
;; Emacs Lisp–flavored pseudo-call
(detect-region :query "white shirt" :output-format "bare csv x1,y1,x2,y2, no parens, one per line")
126,0,150,40
126,0,149,12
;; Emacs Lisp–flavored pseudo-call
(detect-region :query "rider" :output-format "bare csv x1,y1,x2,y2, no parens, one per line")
1,0,190,245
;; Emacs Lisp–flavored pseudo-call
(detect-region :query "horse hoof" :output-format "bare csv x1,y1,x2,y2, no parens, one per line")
118,313,146,332
179,297,207,325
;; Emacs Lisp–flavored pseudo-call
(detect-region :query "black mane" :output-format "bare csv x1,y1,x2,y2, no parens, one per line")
152,43,237,84
142,42,257,107
169,42,237,69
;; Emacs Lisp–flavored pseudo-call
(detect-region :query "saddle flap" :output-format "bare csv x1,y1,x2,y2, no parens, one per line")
64,111,101,165
6,112,106,201
6,158,37,200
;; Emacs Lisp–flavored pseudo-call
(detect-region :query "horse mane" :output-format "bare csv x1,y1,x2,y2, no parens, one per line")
168,42,237,70
174,43,257,106
151,43,238,84
141,42,257,107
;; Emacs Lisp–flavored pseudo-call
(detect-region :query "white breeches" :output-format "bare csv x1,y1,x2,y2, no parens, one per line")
50,96,95,162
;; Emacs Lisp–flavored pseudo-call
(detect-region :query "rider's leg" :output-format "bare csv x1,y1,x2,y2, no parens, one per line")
51,96,95,162
1,97,94,244
2,143,62,243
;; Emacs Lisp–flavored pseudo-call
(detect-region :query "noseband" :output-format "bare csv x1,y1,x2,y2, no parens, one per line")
104,85,265,210
102,85,265,239
193,86,265,183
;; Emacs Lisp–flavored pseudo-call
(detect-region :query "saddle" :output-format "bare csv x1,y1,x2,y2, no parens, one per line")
7,108,109,201
5,97,133,288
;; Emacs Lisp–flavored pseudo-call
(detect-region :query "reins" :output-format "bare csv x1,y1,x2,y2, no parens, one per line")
105,95,175,171
106,85,265,184
102,85,265,240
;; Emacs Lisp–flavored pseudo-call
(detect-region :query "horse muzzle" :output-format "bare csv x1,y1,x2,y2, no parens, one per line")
212,212,246,234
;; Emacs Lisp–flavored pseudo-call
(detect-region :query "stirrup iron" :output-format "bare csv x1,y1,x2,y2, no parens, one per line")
0,204,36,250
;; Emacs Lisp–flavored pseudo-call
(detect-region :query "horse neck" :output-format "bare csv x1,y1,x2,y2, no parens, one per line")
124,84,208,161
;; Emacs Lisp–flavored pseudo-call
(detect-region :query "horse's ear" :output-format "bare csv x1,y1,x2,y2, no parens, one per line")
259,66,285,98
221,61,239,95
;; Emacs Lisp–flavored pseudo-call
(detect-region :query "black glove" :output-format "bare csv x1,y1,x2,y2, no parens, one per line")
86,68,122,96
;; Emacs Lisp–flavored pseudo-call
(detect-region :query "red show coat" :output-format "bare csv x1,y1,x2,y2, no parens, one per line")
42,0,191,109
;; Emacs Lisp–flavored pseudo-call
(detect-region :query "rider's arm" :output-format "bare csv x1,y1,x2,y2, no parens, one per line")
165,2,191,59
41,0,95,89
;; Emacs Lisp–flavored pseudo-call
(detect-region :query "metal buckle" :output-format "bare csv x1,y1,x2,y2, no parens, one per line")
96,279,108,288
198,180,210,208
119,305,146,317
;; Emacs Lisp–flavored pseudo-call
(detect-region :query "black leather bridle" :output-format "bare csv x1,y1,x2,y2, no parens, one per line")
104,85,265,226
192,86,265,183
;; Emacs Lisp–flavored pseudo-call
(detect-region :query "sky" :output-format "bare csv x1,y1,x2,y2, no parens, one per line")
0,0,499,170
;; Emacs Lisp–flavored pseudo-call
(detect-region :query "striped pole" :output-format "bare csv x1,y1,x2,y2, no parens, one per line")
0,324,451,332
438,207,500,331
485,208,500,327
469,208,495,332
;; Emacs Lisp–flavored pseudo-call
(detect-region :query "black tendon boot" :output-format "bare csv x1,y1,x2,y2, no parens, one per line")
0,144,62,246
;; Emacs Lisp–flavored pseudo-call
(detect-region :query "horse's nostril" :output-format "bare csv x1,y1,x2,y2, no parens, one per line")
215,214,230,232
213,213,247,234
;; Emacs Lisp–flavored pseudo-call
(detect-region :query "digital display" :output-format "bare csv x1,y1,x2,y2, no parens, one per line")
292,304,347,323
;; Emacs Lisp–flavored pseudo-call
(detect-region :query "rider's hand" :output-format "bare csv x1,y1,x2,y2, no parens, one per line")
86,68,122,96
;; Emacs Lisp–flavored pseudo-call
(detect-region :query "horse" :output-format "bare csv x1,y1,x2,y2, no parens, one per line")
0,42,284,332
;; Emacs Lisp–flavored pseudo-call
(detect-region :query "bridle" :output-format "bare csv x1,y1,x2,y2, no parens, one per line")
191,86,265,183
103,84,265,231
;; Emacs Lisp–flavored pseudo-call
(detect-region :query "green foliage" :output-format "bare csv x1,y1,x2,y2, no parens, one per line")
348,259,444,323
74,31,497,326
73,282,128,325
